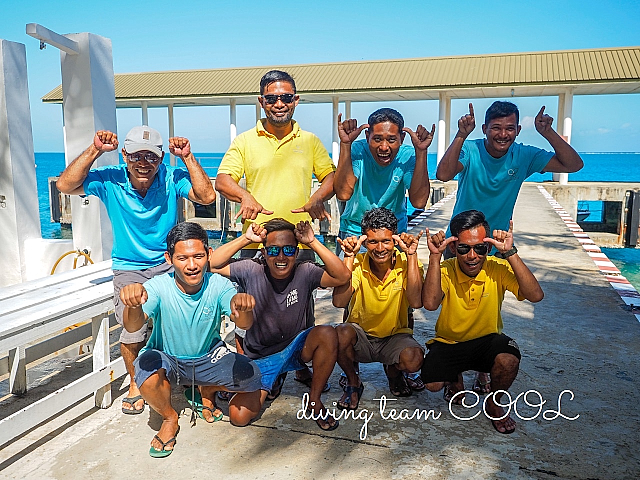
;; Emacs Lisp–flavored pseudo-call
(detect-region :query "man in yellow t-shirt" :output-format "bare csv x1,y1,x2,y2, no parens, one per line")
333,208,425,410
215,69,335,262
421,210,544,434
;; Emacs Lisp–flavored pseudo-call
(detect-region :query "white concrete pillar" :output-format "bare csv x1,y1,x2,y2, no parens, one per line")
437,92,451,164
332,96,339,166
553,91,573,185
0,40,42,287
345,100,352,120
60,32,117,262
168,103,175,166
230,99,237,142
141,101,148,126
256,101,262,122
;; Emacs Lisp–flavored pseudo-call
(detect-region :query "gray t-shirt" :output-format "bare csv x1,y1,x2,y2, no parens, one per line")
229,259,325,359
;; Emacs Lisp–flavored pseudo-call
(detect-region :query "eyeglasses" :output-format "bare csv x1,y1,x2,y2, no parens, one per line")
126,152,161,164
262,93,296,105
456,243,489,256
264,245,298,257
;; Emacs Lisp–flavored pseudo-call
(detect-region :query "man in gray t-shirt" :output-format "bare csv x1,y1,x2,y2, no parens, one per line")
210,218,351,431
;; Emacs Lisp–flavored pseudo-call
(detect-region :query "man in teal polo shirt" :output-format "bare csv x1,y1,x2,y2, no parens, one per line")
56,126,216,414
334,108,435,250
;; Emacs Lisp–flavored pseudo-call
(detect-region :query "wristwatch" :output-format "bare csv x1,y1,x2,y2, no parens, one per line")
496,246,518,259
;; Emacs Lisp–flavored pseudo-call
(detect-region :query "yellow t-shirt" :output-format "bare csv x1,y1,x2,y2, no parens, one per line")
431,256,525,344
347,251,424,338
218,119,335,248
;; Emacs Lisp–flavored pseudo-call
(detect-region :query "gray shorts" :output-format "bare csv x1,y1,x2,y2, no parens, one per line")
349,323,424,365
112,263,173,344
134,341,262,392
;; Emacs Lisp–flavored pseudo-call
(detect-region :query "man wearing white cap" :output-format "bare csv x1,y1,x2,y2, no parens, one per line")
57,126,216,414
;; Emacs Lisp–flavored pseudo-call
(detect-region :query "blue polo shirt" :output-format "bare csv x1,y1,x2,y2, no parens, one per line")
83,164,192,270
141,272,236,359
340,140,416,236
447,139,553,236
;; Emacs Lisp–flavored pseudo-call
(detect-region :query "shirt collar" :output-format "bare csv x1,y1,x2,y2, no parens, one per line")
255,119,300,140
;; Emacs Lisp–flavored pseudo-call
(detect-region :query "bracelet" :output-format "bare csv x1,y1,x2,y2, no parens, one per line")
496,246,518,259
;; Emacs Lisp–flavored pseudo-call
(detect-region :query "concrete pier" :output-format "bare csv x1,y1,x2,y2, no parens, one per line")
1,184,639,479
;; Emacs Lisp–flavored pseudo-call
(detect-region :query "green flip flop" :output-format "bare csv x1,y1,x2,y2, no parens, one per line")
149,426,179,458
184,388,223,422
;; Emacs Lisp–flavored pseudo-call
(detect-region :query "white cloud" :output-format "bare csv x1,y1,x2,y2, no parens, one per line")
520,116,535,129
597,128,611,134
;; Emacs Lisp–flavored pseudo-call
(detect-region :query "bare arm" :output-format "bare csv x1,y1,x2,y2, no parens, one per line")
334,114,368,201
169,137,216,205
292,171,336,221
436,103,475,182
215,173,273,223
295,221,351,287
230,293,255,330
393,231,424,308
120,283,148,332
332,235,365,307
485,221,544,303
534,107,584,174
404,124,435,209
421,229,456,310
56,130,118,194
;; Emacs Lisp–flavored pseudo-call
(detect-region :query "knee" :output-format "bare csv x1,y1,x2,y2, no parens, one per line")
399,347,424,373
229,391,261,427
311,325,338,350
494,353,520,372
335,324,355,349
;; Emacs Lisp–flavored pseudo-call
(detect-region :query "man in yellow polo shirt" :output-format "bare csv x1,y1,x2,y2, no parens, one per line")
333,207,425,410
421,209,544,434
215,69,335,262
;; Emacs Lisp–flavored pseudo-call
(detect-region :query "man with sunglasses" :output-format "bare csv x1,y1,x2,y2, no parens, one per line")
215,70,336,262
421,210,544,434
208,218,351,431
57,125,216,415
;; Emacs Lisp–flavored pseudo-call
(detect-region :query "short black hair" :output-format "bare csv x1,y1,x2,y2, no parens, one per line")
485,101,519,125
166,222,209,256
261,218,296,245
368,108,404,131
361,207,398,235
259,70,296,95
449,210,490,237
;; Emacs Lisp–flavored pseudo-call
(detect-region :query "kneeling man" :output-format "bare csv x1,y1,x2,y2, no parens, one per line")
209,218,351,431
121,222,262,457
421,210,544,434
333,207,424,409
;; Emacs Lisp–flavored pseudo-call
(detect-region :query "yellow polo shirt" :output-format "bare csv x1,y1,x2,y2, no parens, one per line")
347,251,424,338
218,119,335,248
431,256,524,344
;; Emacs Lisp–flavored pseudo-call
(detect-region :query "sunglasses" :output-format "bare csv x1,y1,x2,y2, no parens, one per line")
264,245,298,257
456,243,489,256
262,93,296,105
126,152,161,164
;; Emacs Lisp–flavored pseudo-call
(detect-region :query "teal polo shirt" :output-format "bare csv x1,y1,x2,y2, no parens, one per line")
447,139,553,236
340,140,416,236
83,164,192,270
141,272,236,359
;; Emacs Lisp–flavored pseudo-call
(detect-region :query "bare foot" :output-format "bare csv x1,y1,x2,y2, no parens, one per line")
151,418,179,452
122,384,144,413
485,394,516,434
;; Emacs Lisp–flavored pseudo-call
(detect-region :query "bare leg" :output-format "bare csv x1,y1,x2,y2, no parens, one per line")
121,341,145,412
139,369,179,452
486,353,520,433
229,390,262,426
336,324,362,409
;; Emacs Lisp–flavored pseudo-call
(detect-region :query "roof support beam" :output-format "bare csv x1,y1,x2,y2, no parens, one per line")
26,23,79,55
332,97,339,166
437,93,451,163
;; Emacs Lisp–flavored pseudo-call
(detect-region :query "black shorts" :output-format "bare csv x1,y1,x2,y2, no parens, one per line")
420,333,521,384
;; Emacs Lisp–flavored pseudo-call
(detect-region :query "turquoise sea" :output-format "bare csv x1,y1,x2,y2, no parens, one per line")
34,152,639,288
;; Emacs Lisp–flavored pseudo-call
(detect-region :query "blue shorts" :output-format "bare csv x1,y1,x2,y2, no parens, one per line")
134,341,262,392
253,328,312,391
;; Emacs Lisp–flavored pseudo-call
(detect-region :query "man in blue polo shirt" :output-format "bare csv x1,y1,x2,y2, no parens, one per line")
334,108,435,247
56,126,216,415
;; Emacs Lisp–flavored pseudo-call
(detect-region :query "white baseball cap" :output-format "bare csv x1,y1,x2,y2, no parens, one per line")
124,126,163,157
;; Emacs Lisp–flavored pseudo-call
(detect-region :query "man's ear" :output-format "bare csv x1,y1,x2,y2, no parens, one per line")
448,243,456,255
164,251,173,265
481,124,487,135
516,125,522,136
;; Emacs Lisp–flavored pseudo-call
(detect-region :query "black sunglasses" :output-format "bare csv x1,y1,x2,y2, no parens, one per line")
456,243,489,256
262,93,296,105
264,245,298,257
126,152,161,164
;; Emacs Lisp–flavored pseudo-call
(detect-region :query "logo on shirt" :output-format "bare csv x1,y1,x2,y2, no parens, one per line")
392,175,401,183
286,289,299,308
507,168,518,177
293,144,304,154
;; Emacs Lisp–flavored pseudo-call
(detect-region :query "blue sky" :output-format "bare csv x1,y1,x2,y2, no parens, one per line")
2,0,639,153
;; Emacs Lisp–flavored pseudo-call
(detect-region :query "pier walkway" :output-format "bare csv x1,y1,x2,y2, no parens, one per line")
1,184,639,479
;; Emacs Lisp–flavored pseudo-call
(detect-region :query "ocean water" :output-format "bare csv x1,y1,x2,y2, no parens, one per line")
34,152,640,288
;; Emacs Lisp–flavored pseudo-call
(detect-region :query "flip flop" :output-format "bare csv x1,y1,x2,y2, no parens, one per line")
149,426,180,458
294,375,331,393
337,383,364,410
266,372,287,401
404,372,426,392
443,384,464,405
491,415,516,434
388,373,412,397
184,389,223,422
122,395,145,415
307,407,339,431
472,372,492,394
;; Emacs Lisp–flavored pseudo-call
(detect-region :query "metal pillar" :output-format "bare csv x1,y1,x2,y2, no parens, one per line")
437,92,451,163
553,91,573,185
168,103,175,166
0,40,42,287
345,100,352,120
141,101,148,126
230,99,237,142
332,96,339,166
